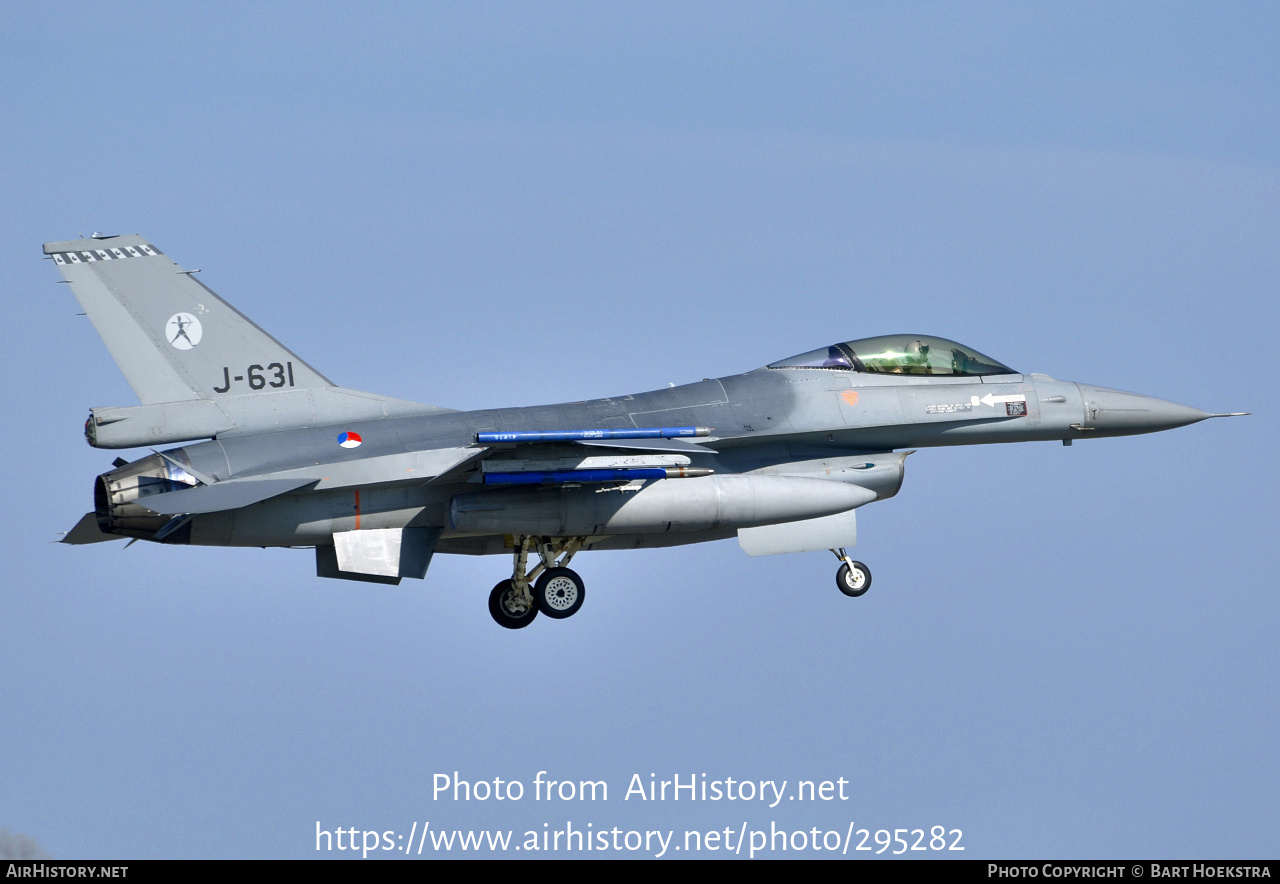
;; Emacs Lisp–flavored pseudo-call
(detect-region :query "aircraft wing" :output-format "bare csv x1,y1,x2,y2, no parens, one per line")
292,447,485,490
424,448,491,485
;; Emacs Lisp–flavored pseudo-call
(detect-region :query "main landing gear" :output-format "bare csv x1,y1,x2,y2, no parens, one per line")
488,536,587,629
831,548,872,598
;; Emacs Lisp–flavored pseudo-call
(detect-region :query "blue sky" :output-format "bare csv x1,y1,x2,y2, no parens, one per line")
2,2,1276,859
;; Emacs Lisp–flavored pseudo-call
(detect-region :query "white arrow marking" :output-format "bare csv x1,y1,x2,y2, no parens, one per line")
971,393,1027,408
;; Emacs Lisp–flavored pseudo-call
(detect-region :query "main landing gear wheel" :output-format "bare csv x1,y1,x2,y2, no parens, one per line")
534,567,585,619
836,561,872,597
488,579,539,630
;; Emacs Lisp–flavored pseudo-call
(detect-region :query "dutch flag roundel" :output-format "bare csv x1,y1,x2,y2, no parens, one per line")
337,431,362,449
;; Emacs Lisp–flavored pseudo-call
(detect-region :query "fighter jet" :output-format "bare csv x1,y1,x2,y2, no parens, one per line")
51,235,1245,628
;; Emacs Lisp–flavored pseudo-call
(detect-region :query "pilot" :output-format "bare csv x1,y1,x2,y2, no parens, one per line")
901,339,933,374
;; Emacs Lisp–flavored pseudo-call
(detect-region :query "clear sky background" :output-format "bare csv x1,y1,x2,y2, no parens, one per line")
2,1,1276,859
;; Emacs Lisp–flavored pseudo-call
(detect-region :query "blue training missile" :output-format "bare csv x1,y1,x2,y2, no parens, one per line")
476,426,712,444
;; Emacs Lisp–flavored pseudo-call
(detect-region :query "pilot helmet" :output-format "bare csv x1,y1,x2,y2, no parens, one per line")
904,339,930,361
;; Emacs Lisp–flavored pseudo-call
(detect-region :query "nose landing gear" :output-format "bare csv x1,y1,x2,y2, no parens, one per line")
488,536,587,628
831,548,871,597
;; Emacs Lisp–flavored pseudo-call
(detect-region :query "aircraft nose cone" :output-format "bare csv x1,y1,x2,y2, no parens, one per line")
1075,384,1211,434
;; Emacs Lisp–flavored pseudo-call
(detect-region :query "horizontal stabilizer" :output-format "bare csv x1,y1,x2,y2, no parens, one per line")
60,512,124,544
136,477,315,515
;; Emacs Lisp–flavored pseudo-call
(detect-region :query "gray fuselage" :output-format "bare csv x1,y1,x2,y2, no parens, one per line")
102,365,1205,553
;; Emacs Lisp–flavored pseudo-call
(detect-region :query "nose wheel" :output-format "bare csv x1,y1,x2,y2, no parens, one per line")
832,548,871,597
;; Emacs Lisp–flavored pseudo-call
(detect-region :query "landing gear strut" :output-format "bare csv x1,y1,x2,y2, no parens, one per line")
487,536,587,628
831,548,871,597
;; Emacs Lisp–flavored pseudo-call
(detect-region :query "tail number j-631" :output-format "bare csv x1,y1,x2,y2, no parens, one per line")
213,362,295,393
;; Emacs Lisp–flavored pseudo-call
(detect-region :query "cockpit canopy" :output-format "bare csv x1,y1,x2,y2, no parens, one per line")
768,335,1016,377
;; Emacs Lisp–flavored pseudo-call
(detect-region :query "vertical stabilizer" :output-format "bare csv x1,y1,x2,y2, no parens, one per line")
45,234,332,404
